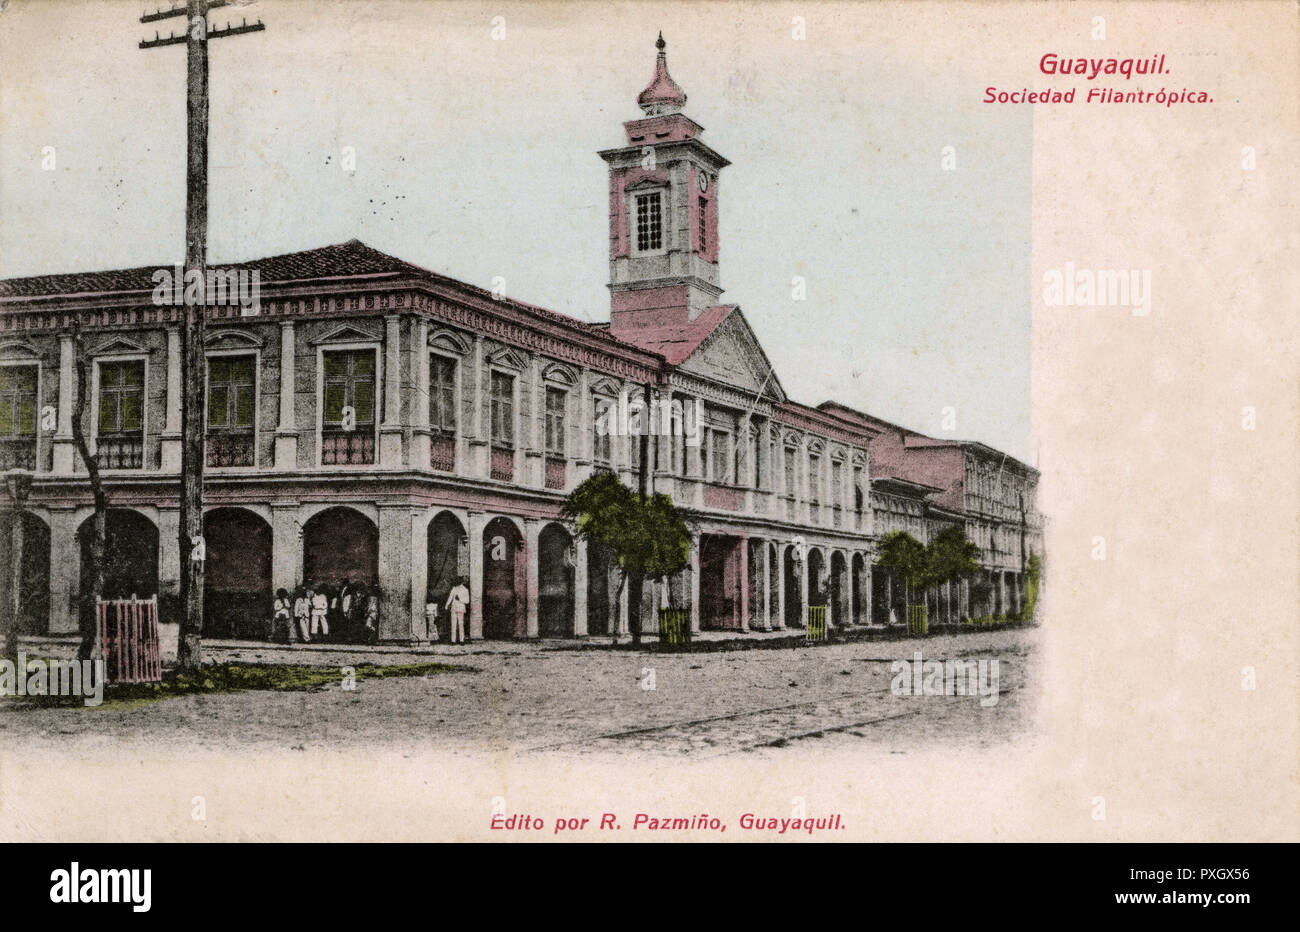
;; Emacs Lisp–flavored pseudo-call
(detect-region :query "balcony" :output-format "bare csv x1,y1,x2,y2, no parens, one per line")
97,434,144,469
0,436,36,471
490,446,514,482
545,455,566,490
206,431,255,468
321,430,375,466
430,434,456,472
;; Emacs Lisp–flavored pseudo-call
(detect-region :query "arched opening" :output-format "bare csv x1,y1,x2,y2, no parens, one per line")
851,553,867,626
783,545,802,628
78,509,158,629
482,517,524,639
538,524,575,638
0,512,50,635
427,511,467,642
807,548,826,609
830,551,848,627
203,508,273,639
699,534,742,630
585,540,616,636
302,507,378,588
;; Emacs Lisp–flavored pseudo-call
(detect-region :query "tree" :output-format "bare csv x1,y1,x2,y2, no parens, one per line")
924,525,981,623
68,324,106,663
875,530,926,620
562,471,691,646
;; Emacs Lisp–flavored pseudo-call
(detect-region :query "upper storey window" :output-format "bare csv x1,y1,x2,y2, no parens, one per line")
0,365,37,471
634,191,663,253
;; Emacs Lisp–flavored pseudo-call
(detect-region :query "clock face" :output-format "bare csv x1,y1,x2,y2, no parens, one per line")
697,172,709,193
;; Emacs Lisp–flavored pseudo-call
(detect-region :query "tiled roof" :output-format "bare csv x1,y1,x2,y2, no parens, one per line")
609,304,734,364
0,239,661,360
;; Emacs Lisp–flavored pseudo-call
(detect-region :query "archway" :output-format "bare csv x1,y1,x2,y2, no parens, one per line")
204,508,272,639
851,553,867,626
807,548,826,609
482,517,524,639
699,534,742,630
538,523,574,637
0,512,50,635
783,545,802,628
302,507,378,587
427,511,467,641
830,551,848,627
78,509,158,629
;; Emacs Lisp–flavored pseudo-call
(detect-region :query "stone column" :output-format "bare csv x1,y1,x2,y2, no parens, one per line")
46,507,79,634
757,539,771,630
573,536,589,637
576,368,592,484
52,335,77,474
274,321,298,469
160,327,182,472
377,504,413,641
380,314,403,467
469,336,487,477
524,518,540,637
800,551,810,631
409,507,428,640
616,576,629,637
270,502,300,597
775,543,787,630
156,508,181,612
467,511,485,639
738,535,750,632
688,531,701,633
410,318,431,469
525,357,544,487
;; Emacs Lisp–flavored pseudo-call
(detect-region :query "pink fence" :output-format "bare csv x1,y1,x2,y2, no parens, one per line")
97,596,163,685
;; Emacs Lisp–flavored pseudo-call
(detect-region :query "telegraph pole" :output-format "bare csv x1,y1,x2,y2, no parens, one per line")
139,1,265,667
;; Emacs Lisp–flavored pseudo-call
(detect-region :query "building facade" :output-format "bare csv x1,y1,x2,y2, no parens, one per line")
0,38,1039,644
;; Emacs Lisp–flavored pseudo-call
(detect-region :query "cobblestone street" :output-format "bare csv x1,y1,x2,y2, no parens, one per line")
0,628,1036,757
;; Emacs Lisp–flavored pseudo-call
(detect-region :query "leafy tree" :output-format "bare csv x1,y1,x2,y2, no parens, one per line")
923,525,982,624
875,530,927,619
562,471,691,645
1019,551,1042,622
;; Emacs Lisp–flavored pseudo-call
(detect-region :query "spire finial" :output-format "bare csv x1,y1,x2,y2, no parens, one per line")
637,33,686,115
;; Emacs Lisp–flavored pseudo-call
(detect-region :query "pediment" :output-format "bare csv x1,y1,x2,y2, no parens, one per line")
205,328,263,350
312,324,381,345
677,309,786,404
89,336,149,356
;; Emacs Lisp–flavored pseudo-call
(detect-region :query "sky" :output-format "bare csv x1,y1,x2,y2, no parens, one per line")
0,0,1032,460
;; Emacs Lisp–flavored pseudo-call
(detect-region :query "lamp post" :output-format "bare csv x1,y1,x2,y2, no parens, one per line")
4,469,32,658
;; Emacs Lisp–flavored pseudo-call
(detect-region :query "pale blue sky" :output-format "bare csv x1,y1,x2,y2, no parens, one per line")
0,0,1032,460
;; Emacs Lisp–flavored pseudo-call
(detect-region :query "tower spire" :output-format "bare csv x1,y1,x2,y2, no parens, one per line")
637,32,686,115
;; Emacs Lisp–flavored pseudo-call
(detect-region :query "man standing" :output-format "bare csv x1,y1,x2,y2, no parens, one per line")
445,577,470,644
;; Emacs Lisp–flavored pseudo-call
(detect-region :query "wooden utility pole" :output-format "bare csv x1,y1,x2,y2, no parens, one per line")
139,1,265,668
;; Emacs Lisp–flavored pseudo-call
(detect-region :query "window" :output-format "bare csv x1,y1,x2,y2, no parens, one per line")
708,429,731,484
0,365,37,470
490,371,514,448
430,355,457,436
783,446,796,495
698,197,708,252
206,355,255,466
97,360,145,468
635,191,663,252
808,454,821,504
545,387,566,456
831,459,843,501
321,349,375,465
593,397,612,464
853,465,865,511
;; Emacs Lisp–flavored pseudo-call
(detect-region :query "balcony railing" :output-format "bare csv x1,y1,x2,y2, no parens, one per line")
97,435,144,469
430,434,456,472
206,431,255,467
490,446,514,482
321,430,375,465
545,455,566,490
0,436,36,471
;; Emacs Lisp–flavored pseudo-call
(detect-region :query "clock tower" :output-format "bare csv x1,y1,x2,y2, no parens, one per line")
600,34,730,331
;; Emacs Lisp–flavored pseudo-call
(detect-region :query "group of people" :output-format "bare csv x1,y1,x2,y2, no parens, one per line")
268,577,472,646
272,580,381,645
